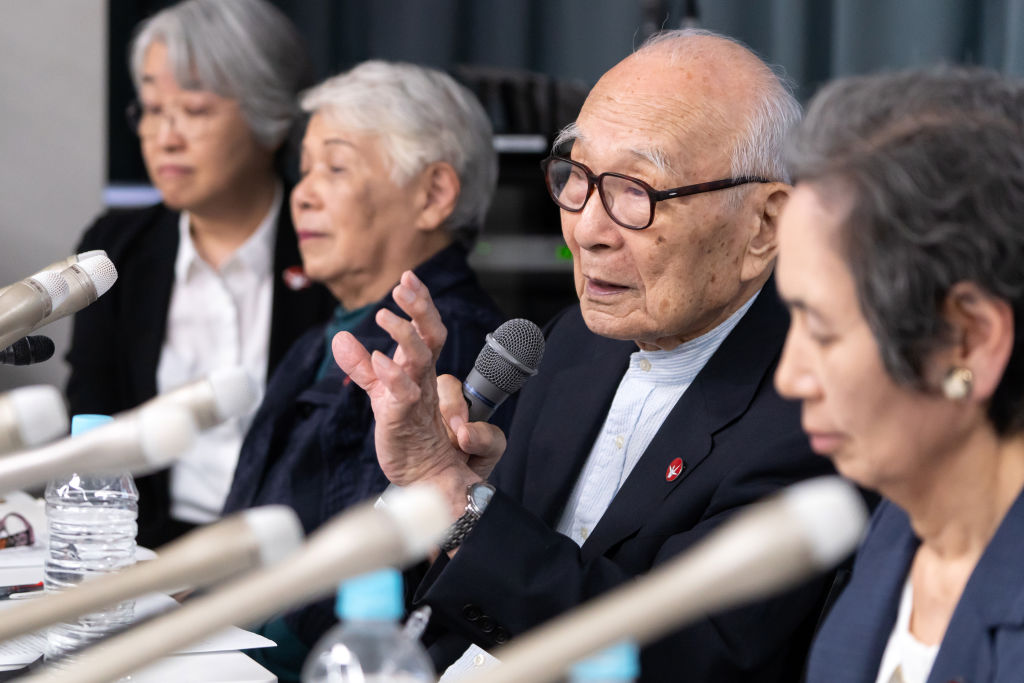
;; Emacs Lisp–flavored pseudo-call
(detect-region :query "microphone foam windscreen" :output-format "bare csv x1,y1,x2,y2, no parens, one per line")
9,385,68,446
30,271,70,306
207,367,259,420
476,318,545,394
75,255,118,297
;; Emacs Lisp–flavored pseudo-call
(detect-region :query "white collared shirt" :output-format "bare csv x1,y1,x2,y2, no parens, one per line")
556,291,759,546
157,184,280,524
874,578,939,683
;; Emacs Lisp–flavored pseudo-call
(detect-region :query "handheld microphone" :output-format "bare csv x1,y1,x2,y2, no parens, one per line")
0,385,68,454
378,320,544,507
33,254,118,330
24,484,451,683
0,404,197,495
463,318,545,421
0,272,69,350
457,477,869,683
127,366,260,430
0,250,107,299
0,335,55,365
0,505,304,644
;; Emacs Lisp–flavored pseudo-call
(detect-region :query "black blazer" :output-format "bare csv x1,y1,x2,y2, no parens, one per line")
66,201,334,548
416,281,838,682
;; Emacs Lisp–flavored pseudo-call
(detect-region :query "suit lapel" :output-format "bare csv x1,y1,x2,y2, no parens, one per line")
123,210,178,403
928,489,1024,683
522,337,631,525
580,281,789,560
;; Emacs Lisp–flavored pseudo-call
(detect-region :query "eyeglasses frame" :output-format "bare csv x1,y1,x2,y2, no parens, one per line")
541,155,772,230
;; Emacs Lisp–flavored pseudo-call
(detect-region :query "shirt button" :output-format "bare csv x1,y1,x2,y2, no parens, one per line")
614,435,624,449
639,358,652,371
580,527,589,540
473,654,486,666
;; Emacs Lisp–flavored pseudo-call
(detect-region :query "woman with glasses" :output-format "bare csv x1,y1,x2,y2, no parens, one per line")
66,0,333,550
219,59,506,681
774,67,1024,683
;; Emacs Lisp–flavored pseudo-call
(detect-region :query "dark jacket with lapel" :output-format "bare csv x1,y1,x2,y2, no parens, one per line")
65,201,334,548
221,243,509,646
416,281,837,682
807,493,1024,683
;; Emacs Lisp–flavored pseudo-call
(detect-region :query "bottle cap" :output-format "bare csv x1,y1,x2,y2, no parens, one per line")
570,641,640,681
70,414,113,436
335,568,403,621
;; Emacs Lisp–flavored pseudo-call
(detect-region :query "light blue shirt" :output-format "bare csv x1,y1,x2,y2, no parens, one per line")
556,291,760,546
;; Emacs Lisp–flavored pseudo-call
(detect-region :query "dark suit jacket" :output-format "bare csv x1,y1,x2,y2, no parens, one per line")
65,201,334,549
415,281,837,682
222,243,510,647
807,493,1024,683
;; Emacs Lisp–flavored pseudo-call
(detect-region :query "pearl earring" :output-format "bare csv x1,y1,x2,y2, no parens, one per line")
942,367,974,401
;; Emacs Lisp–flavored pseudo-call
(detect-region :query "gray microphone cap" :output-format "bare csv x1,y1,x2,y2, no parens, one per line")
475,318,545,394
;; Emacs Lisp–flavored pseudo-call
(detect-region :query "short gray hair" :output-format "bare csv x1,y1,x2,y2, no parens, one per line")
129,0,312,150
300,60,497,245
638,29,802,185
787,66,1024,435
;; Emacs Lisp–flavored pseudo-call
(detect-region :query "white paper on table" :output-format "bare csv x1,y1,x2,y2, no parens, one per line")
0,592,274,666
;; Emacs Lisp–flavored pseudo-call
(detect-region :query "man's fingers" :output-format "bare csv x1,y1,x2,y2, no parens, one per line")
376,308,434,380
370,349,422,406
393,271,448,358
437,374,469,433
331,331,377,391
456,421,507,461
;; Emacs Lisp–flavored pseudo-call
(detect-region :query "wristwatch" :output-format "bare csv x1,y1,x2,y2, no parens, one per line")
440,481,496,552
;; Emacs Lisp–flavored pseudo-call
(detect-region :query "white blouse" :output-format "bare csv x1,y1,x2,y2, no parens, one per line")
874,578,940,683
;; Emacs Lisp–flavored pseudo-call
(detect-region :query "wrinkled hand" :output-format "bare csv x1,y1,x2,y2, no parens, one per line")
436,374,506,479
332,271,498,506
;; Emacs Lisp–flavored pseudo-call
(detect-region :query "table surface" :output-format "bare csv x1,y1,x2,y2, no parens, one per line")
0,492,277,682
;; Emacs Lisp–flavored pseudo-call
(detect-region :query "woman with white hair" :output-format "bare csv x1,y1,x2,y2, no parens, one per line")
66,0,333,549
220,60,505,680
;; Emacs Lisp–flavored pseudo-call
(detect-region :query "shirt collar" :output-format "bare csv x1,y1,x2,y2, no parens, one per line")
628,289,761,385
174,182,282,281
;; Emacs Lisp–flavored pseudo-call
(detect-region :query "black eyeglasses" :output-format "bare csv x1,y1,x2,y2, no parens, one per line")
541,155,771,230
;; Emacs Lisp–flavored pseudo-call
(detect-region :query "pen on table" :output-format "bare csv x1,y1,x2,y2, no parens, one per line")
0,581,43,599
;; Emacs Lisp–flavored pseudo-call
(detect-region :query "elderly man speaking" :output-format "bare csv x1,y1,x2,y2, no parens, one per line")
334,29,834,681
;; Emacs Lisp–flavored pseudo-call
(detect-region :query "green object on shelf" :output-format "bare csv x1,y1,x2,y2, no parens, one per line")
557,244,573,261
475,240,493,256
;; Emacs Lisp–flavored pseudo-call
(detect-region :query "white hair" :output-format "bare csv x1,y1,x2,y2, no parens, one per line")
639,29,802,185
301,60,497,242
129,0,312,150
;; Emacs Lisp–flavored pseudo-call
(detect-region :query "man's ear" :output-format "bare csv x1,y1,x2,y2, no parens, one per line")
412,162,460,232
740,183,789,282
933,281,1015,401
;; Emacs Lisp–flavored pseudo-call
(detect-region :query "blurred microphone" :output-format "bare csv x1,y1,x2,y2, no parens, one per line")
457,477,869,683
0,505,303,644
25,485,451,683
0,385,68,454
0,249,106,299
127,366,259,430
33,254,118,329
463,318,545,421
0,404,196,495
0,271,69,350
0,335,55,365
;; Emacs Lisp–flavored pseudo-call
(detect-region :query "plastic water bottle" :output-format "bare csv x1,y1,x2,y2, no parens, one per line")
44,414,139,660
301,568,435,683
569,641,640,683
